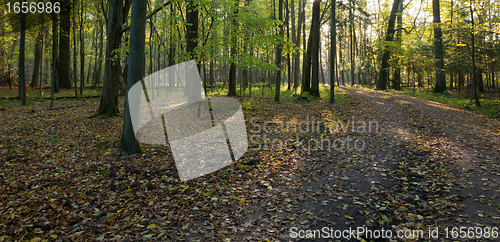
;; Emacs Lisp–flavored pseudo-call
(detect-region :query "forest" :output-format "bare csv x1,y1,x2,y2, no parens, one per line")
0,0,499,240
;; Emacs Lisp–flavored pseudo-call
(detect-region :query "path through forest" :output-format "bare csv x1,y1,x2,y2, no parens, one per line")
235,87,500,241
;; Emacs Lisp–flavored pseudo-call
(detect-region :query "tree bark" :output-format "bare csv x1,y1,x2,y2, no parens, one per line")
301,32,312,94
392,0,403,90
433,0,446,92
275,0,283,101
470,2,480,106
0,9,3,87
31,32,42,88
98,0,129,116
18,3,26,105
80,0,85,94
228,0,239,96
120,0,146,154
330,0,336,103
309,0,321,96
349,1,355,86
59,0,72,89
51,0,59,102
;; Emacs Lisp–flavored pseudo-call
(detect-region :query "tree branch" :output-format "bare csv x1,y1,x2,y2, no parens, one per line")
121,0,171,33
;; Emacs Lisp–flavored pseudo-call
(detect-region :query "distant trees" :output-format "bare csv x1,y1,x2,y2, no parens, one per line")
0,0,497,108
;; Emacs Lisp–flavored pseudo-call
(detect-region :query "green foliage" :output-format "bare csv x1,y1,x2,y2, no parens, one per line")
241,98,257,110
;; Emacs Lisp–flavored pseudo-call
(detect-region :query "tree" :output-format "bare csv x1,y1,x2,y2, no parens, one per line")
80,0,85,94
275,0,283,101
30,31,42,89
433,0,446,92
392,0,403,90
470,2,480,106
51,0,59,105
330,0,336,103
309,0,321,96
18,1,26,105
227,0,239,96
120,0,146,153
376,0,401,90
97,0,131,116
0,8,4,87
59,0,72,89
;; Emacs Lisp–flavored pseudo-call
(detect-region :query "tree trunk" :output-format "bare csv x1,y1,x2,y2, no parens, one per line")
51,0,59,102
275,0,283,101
120,0,145,154
433,0,446,92
18,4,26,105
309,0,321,96
293,0,303,90
73,0,78,96
330,0,336,103
376,0,401,90
301,33,312,94
59,0,72,89
98,0,129,116
0,9,3,87
291,0,296,89
228,0,239,96
31,32,42,88
80,0,85,94
349,2,355,86
470,3,480,106
286,0,291,90
392,0,403,90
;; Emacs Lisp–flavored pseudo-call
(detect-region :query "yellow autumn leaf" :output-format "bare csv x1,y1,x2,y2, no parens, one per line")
147,224,156,229
30,238,42,242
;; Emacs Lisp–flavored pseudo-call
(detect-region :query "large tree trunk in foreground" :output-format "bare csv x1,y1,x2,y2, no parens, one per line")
376,0,401,90
97,0,128,116
59,0,72,89
120,0,145,153
433,0,446,92
18,5,26,105
309,0,321,97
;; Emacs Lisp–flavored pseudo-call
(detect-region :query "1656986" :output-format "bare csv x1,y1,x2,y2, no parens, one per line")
6,1,60,14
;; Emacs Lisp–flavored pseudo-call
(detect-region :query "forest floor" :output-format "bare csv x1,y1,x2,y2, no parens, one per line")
0,87,499,241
